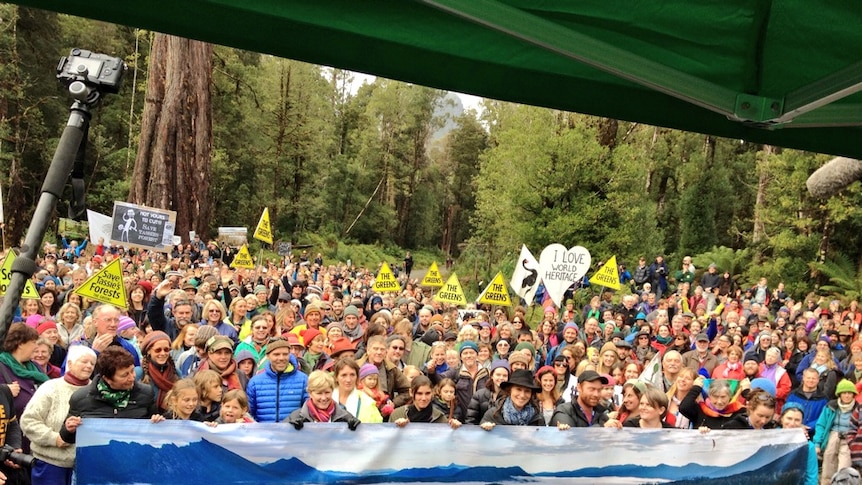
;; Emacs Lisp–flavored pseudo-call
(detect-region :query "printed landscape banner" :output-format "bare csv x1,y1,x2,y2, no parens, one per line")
77,419,808,485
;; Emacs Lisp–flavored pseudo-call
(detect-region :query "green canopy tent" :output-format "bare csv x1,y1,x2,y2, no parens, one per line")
11,0,862,157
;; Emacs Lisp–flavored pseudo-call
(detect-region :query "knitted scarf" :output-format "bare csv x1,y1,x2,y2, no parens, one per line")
698,398,743,418
200,359,242,391
723,362,740,378
64,372,89,387
342,322,364,342
0,352,48,384
838,399,856,414
307,400,336,423
97,377,131,409
502,397,536,425
654,335,673,346
146,360,178,410
406,403,434,422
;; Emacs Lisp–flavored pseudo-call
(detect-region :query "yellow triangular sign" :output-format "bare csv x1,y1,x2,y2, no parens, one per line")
0,252,40,299
477,272,512,306
435,273,467,306
253,207,273,244
74,258,128,308
589,255,621,290
420,262,444,288
372,262,401,293
231,244,255,269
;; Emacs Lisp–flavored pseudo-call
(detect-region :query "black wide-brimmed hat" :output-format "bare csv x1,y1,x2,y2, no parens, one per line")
500,369,541,392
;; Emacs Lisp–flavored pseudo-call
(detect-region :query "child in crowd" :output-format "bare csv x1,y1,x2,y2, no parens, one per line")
216,390,255,424
235,350,257,381
445,349,460,370
194,370,223,422
159,379,205,421
402,365,422,386
600,375,617,412
426,342,448,375
432,378,458,421
358,364,394,418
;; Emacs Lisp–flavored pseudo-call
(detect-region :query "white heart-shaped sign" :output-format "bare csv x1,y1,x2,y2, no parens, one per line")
538,244,592,307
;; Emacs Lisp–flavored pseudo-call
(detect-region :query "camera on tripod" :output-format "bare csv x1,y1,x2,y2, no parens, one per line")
0,445,34,469
56,48,125,94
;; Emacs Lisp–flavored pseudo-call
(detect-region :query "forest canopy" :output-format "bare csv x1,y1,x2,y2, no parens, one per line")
2,7,862,298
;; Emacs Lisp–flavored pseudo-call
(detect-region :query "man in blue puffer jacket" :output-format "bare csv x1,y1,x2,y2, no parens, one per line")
247,339,308,422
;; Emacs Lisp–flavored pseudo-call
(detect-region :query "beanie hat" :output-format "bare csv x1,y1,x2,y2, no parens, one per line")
117,316,136,334
66,344,97,365
141,331,171,355
359,363,379,380
749,377,777,397
265,338,292,355
508,352,530,367
254,285,267,295
302,328,323,348
636,312,647,321
564,322,579,332
459,341,479,355
836,379,858,397
599,341,617,357
490,359,511,374
36,320,57,336
25,314,44,329
602,374,616,387
304,302,322,317
535,365,555,381
194,325,219,348
514,342,535,355
343,305,360,318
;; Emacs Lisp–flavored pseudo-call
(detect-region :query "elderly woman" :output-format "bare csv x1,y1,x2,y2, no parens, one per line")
60,347,157,444
31,338,62,379
20,346,97,485
680,377,746,430
479,369,545,429
286,370,359,429
331,358,382,423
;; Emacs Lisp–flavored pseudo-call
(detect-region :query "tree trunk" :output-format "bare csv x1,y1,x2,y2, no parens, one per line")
129,34,213,240
752,145,773,246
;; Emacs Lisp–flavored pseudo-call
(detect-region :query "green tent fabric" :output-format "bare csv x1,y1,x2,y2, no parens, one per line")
13,0,862,157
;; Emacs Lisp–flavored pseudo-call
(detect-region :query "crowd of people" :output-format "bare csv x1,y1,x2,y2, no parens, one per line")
1,241,860,484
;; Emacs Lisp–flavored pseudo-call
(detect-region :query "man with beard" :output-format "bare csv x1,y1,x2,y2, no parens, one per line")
341,305,365,344
550,371,610,428
148,279,195,341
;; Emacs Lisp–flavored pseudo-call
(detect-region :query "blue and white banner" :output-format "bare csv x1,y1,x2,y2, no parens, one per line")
77,419,808,484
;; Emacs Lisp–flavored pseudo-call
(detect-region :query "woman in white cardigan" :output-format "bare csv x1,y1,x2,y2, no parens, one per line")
21,345,97,485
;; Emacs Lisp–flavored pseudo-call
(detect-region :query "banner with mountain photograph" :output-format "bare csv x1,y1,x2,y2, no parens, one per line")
76,419,808,484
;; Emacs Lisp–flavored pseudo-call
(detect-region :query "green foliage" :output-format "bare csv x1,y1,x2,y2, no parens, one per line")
692,246,751,277
11,8,862,305
809,254,862,302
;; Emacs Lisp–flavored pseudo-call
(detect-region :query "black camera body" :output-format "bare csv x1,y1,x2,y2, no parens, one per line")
0,445,34,469
56,48,125,94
